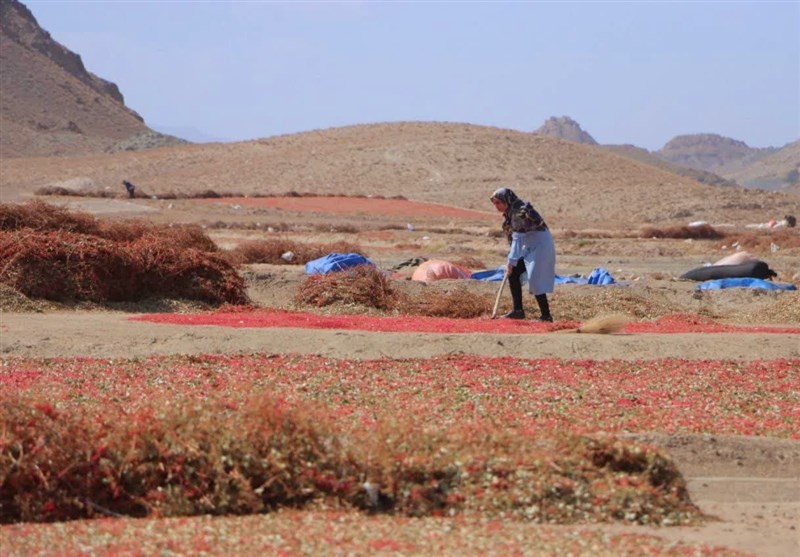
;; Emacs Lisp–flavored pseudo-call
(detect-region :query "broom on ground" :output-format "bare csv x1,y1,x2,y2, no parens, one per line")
556,313,630,334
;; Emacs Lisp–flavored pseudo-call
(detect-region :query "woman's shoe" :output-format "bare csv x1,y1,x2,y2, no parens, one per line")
538,315,553,322
503,309,526,319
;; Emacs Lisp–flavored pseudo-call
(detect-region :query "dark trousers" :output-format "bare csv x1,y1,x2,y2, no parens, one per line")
508,259,551,318
508,259,526,311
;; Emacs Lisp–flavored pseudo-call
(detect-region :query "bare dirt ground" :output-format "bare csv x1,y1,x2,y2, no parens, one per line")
2,193,799,556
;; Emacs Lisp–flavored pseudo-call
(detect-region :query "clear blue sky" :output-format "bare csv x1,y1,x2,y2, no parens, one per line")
26,0,800,150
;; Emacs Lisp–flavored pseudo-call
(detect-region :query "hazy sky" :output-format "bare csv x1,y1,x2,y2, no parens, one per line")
26,0,800,150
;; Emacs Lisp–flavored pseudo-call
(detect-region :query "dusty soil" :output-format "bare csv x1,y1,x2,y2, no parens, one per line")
2,191,799,556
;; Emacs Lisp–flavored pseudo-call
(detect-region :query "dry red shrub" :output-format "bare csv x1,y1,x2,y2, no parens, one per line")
397,286,491,318
0,230,134,301
295,265,397,310
560,229,625,239
108,222,218,252
0,200,217,252
0,200,99,234
0,230,247,305
228,239,366,265
640,224,724,240
293,268,491,319
129,235,248,305
720,228,800,250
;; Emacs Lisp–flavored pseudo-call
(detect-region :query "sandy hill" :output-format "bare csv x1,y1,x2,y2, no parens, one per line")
0,0,182,157
3,121,797,230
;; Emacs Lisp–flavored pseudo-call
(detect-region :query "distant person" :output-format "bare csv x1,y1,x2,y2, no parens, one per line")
490,187,556,321
122,180,136,198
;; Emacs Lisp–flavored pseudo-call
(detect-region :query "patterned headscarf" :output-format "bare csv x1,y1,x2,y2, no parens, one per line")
490,187,547,242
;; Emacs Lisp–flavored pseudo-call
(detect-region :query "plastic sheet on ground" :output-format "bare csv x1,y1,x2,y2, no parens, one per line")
305,253,374,275
470,266,505,281
472,267,618,285
555,268,617,285
696,278,797,291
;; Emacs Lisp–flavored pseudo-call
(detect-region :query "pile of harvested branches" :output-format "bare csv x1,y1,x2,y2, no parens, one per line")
396,286,491,318
226,239,366,266
640,224,724,240
294,268,493,318
295,265,397,310
0,200,216,251
0,230,248,305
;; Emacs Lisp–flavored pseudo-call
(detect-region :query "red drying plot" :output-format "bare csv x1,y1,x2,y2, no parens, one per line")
5,354,796,439
2,354,797,525
0,510,753,556
132,309,800,335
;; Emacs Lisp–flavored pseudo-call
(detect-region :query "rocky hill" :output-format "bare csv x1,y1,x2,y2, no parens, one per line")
725,140,800,190
600,144,739,188
0,0,183,157
534,116,598,145
533,117,742,188
657,134,775,174
533,114,798,191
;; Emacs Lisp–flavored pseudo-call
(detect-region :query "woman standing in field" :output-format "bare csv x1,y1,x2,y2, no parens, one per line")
490,187,556,321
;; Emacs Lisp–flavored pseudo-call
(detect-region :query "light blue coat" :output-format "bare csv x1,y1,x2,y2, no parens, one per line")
508,229,556,295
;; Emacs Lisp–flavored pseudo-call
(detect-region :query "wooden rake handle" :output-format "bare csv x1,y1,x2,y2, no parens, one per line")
491,274,508,319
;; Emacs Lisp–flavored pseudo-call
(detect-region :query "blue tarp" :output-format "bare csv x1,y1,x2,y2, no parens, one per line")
554,268,617,285
555,275,587,284
471,267,617,285
305,253,374,275
696,278,797,291
587,267,617,285
470,267,505,281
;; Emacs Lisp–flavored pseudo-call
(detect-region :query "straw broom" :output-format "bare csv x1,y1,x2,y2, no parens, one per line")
556,313,630,334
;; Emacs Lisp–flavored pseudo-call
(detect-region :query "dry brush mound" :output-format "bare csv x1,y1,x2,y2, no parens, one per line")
0,200,217,249
294,265,492,318
0,230,247,305
0,201,247,305
226,238,367,266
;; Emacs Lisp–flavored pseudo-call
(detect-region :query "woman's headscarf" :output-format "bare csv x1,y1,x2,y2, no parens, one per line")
490,187,521,211
491,187,547,241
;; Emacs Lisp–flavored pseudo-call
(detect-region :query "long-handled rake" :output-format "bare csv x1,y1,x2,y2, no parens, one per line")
490,274,508,319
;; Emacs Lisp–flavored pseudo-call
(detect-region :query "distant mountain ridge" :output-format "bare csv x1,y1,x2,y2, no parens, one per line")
0,0,184,157
657,134,777,174
534,116,798,191
600,144,739,189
